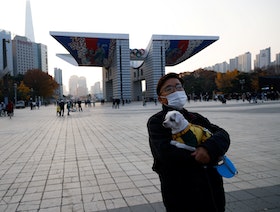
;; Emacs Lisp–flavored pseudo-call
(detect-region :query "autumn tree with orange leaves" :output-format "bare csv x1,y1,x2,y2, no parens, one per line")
17,81,31,101
215,69,240,93
23,69,59,99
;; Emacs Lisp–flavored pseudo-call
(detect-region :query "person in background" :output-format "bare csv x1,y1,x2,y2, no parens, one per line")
6,100,14,119
0,102,6,116
66,101,71,116
77,100,83,112
56,101,61,116
59,100,65,116
147,73,230,212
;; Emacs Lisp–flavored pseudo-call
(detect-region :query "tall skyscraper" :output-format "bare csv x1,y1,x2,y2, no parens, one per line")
69,75,88,98
25,0,35,42
12,35,49,75
238,52,251,72
38,43,48,73
54,68,63,98
91,82,103,100
254,47,271,69
77,77,88,97
229,57,238,71
0,30,13,77
12,35,36,75
69,75,79,97
276,53,280,65
11,0,48,76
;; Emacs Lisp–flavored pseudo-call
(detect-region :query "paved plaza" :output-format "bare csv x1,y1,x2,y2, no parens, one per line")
0,100,279,212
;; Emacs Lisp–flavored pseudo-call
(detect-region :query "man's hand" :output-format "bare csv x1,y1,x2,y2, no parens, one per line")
191,147,210,164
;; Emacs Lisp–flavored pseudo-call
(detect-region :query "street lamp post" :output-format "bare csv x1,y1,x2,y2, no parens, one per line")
2,38,10,105
14,83,17,105
30,88,34,110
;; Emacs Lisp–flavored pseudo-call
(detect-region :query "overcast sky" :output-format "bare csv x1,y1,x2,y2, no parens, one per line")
1,0,279,90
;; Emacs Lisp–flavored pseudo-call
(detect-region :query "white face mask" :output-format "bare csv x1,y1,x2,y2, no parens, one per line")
161,91,187,109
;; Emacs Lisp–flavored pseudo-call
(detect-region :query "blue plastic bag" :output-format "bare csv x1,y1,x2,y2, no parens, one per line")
215,155,238,178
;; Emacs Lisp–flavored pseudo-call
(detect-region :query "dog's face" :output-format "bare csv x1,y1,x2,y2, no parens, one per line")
163,111,185,130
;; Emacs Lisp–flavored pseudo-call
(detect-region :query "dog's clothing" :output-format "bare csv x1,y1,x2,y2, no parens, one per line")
163,110,212,149
172,123,212,147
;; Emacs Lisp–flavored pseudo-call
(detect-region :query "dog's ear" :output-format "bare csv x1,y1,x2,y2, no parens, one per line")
167,112,174,121
165,112,171,120
174,112,181,123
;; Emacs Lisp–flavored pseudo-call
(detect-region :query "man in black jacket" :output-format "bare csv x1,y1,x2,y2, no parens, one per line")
147,73,230,212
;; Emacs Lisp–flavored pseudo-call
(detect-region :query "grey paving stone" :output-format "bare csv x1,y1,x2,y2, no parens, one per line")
0,100,279,211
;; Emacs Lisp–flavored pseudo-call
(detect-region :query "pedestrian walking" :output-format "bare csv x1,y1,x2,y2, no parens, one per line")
6,100,14,119
56,101,61,116
66,101,71,116
59,100,65,116
77,100,83,112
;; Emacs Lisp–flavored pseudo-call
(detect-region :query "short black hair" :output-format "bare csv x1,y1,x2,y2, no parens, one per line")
156,73,184,96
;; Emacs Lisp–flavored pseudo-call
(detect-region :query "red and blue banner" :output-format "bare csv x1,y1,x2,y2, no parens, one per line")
52,35,113,67
165,39,217,66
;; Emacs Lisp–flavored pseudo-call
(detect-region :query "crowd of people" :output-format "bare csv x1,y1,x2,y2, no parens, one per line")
56,99,85,116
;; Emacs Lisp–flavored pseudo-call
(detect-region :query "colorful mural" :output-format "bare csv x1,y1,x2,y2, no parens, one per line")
165,39,217,66
51,35,114,67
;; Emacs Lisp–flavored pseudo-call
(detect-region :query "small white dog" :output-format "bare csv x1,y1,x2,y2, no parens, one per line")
163,111,212,151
